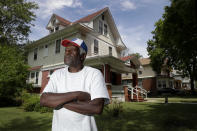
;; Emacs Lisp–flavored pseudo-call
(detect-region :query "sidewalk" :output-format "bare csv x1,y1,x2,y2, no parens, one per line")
145,97,197,104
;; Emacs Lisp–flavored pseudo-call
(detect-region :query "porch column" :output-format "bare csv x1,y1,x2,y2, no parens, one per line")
40,70,49,93
102,64,112,99
132,73,138,87
123,85,130,102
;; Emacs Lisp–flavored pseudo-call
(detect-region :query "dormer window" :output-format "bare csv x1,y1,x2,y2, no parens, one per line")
98,20,108,36
102,14,104,20
99,20,103,34
104,24,108,36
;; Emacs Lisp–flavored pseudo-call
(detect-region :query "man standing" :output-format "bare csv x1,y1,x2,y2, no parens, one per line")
40,38,110,131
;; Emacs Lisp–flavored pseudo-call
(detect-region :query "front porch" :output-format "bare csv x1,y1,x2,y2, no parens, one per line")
85,55,147,102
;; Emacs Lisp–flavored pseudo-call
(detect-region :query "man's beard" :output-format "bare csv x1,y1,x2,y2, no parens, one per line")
64,55,81,67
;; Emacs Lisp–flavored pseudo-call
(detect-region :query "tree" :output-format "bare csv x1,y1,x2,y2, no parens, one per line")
0,44,29,106
147,0,197,92
0,0,38,44
147,19,168,74
131,53,143,59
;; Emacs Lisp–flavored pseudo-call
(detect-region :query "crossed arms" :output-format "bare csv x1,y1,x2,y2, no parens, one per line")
40,91,104,115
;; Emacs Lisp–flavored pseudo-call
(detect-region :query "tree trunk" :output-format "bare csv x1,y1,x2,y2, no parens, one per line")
190,74,194,93
190,59,196,94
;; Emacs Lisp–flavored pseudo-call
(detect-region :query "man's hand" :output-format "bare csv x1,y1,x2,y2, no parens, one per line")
77,91,91,102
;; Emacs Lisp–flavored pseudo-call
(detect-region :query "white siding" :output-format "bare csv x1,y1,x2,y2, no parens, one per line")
138,65,156,78
83,21,93,29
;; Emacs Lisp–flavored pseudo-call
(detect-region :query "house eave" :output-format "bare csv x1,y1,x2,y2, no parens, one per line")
26,23,90,50
85,55,136,73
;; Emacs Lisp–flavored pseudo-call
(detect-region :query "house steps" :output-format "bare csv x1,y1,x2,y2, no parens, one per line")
128,86,148,102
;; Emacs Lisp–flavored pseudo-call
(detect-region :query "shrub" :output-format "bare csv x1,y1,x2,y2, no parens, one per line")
104,100,123,117
23,95,40,112
22,91,53,113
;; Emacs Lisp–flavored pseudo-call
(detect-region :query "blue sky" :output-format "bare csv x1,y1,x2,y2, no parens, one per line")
29,0,170,57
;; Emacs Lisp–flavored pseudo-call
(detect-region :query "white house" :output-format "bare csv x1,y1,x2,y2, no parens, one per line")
26,7,141,101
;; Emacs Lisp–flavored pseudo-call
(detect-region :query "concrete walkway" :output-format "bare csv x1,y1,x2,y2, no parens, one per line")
145,98,197,104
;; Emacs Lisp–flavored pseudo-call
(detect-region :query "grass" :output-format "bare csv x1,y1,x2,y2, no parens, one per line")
0,107,52,131
95,102,197,131
0,97,197,131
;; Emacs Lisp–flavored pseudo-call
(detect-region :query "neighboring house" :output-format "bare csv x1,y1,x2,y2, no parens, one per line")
26,7,141,102
122,57,191,94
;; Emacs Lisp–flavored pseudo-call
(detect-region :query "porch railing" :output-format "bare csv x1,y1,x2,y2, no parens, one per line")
127,85,148,101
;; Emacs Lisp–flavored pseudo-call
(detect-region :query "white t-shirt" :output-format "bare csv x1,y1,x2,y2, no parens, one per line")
43,66,110,131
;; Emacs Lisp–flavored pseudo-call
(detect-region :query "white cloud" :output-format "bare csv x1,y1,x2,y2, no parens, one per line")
33,0,82,19
120,0,137,11
29,24,48,41
76,8,98,15
118,25,150,57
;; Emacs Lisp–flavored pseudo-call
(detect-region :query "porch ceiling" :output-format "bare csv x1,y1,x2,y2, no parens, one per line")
84,55,136,73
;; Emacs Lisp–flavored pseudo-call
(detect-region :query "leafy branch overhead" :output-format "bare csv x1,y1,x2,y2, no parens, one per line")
0,0,38,44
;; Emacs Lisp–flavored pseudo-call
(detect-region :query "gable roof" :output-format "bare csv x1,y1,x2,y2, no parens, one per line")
46,14,71,29
121,55,135,61
54,14,71,26
139,58,150,65
73,7,108,24
47,7,108,28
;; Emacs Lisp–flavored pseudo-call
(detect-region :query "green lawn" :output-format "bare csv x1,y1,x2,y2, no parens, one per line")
0,107,52,131
96,102,197,131
1,99,197,131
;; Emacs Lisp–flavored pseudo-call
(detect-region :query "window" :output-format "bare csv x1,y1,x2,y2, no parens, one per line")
55,26,59,31
162,81,166,88
102,14,105,20
34,48,38,60
169,81,173,88
35,72,39,84
109,46,112,56
31,72,35,79
55,39,61,53
139,71,142,75
43,44,48,57
94,39,98,54
138,79,142,87
104,24,108,35
99,20,103,34
158,81,162,88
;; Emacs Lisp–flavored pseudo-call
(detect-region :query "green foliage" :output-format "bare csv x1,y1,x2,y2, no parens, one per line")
0,45,30,106
22,91,53,113
147,0,197,91
147,19,167,74
23,95,39,112
104,100,123,117
0,0,38,44
129,53,143,59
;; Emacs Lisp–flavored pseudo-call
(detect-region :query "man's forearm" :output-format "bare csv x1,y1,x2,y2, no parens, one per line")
40,92,78,108
63,98,104,115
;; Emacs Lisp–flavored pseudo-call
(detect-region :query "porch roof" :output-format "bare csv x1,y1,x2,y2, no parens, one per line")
29,65,42,71
84,55,136,73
